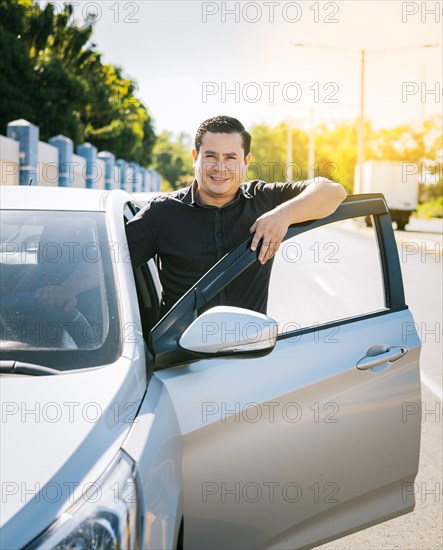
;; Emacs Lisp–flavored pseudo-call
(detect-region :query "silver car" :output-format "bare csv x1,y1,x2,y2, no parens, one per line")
0,185,421,549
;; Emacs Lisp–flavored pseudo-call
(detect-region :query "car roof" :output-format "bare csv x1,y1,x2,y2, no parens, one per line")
0,186,128,212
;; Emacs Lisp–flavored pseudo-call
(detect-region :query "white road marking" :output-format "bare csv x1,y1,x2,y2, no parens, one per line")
421,371,443,401
314,276,336,296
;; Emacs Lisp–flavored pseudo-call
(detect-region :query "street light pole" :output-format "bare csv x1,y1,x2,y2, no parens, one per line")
308,107,315,179
287,122,293,181
357,49,365,192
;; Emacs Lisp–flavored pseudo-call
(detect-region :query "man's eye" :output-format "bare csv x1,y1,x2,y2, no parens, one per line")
227,156,236,159
205,154,215,158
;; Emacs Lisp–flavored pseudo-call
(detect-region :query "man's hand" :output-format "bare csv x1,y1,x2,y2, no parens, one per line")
250,210,289,265
249,178,347,264
34,285,78,312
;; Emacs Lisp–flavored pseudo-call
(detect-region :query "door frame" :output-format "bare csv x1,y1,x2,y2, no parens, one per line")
150,194,407,369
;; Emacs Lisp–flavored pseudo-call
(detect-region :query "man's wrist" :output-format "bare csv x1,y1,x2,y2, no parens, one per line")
275,201,299,226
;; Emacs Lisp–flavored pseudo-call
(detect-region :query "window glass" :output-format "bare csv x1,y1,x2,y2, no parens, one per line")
267,217,386,334
0,211,120,369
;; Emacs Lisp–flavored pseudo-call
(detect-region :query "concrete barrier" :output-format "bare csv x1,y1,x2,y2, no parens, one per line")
1,119,162,190
0,135,20,186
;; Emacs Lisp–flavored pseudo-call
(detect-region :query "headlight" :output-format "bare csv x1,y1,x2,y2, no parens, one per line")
26,451,142,550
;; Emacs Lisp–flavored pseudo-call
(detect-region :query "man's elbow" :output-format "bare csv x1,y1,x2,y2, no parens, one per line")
317,179,347,215
332,181,347,204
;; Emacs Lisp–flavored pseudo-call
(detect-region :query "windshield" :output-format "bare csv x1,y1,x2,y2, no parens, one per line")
0,210,120,369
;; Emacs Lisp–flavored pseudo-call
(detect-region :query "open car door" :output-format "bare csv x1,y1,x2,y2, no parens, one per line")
148,194,421,550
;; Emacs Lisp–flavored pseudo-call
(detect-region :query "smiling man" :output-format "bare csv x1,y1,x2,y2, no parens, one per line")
126,115,346,316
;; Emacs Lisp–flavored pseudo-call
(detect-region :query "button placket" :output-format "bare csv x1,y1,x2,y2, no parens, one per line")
215,208,229,305
214,208,225,256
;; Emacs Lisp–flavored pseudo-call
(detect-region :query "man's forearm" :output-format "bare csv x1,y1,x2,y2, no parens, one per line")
249,178,347,264
276,178,347,225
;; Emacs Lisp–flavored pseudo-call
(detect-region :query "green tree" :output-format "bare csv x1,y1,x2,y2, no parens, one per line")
153,131,194,191
0,0,156,164
367,115,442,164
83,64,156,165
0,0,38,128
315,119,369,193
249,123,288,182
245,116,442,196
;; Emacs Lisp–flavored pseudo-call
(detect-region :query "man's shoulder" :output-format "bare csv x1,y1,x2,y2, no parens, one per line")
146,185,192,206
241,179,312,207
243,179,312,192
130,185,192,224
241,180,290,195
168,185,193,200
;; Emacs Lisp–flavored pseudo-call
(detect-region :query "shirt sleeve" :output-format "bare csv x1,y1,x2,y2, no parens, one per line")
125,200,159,268
265,180,312,209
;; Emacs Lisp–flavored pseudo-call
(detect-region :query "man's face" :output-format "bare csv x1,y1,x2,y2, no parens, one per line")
192,132,252,206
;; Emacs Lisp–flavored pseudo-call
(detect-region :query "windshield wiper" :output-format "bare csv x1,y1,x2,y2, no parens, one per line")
0,360,60,376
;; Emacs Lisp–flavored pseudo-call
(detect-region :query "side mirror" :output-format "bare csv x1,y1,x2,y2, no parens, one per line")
179,306,278,354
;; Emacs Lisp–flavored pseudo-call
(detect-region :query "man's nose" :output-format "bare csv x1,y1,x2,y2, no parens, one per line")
213,159,227,170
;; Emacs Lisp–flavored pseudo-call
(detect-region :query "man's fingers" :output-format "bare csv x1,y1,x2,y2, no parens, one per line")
251,239,259,251
250,230,263,251
258,241,271,263
259,240,280,264
259,244,272,263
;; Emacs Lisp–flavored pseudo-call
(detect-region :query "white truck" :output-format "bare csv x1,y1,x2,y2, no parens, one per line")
354,160,419,230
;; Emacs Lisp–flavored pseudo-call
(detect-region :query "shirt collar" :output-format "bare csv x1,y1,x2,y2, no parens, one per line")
182,180,253,207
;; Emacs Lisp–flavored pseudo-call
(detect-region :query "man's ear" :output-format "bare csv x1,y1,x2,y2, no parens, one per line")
244,152,252,169
191,149,198,166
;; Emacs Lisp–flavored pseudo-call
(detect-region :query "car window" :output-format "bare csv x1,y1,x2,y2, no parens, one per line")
124,202,138,221
0,210,120,369
267,217,386,334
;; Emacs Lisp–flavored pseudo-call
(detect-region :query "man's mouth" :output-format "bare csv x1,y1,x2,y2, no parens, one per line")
209,175,229,183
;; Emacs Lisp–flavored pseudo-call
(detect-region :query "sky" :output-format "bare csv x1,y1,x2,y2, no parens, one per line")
42,0,442,137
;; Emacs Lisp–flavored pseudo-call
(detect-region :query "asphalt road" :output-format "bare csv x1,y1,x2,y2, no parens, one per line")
268,218,442,550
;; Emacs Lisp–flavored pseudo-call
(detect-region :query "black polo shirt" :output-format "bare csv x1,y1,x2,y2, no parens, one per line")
126,179,310,315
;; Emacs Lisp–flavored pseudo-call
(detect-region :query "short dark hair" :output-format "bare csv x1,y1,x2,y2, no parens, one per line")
194,115,252,158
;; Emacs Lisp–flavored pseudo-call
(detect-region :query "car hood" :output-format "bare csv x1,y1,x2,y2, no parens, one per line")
0,357,143,550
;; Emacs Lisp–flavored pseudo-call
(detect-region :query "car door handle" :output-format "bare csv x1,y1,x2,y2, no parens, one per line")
356,346,407,370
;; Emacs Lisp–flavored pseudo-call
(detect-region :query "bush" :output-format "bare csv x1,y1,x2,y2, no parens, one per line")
416,197,443,219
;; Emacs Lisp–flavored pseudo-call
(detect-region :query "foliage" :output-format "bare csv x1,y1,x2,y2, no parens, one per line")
248,115,442,195
150,115,442,194
250,119,365,192
248,123,289,182
367,115,442,164
416,197,443,219
0,0,38,126
0,0,155,164
152,131,194,191
314,119,363,191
